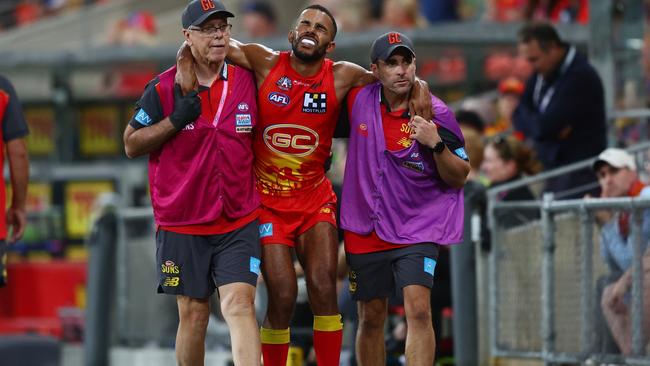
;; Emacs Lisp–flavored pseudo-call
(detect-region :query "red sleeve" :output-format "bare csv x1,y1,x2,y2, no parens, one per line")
346,86,363,120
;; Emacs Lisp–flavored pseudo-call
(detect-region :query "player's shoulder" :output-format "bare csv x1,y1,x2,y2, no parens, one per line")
333,60,365,74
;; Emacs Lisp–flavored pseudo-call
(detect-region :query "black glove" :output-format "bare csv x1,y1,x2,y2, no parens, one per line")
169,83,201,130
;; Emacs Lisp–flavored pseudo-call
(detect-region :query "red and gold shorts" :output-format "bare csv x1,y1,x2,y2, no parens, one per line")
258,179,337,246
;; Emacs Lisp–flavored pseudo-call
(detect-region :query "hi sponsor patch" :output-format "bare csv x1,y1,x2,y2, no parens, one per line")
236,114,253,133
302,93,327,113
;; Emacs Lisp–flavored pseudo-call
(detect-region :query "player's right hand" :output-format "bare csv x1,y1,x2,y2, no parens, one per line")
169,83,201,130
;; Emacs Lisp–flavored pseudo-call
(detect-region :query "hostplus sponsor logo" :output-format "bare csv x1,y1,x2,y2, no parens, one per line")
302,93,327,114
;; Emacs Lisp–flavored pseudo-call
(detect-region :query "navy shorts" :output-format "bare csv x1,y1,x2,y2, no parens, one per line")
346,243,439,301
156,219,261,299
0,240,6,288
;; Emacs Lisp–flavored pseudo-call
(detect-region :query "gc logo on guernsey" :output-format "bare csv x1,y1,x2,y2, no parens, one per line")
263,124,319,157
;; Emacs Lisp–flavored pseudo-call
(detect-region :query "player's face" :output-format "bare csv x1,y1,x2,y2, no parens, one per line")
289,9,335,63
481,144,517,183
596,164,636,198
372,50,416,97
185,16,231,65
519,39,554,77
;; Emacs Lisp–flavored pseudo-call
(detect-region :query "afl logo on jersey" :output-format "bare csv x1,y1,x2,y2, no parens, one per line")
263,124,320,157
238,102,249,111
268,92,290,107
276,76,293,91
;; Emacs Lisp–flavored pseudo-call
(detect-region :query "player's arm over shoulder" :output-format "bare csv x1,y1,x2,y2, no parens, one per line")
228,39,278,76
333,61,377,94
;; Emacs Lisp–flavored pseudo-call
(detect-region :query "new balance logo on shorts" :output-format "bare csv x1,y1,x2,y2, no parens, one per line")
259,223,273,238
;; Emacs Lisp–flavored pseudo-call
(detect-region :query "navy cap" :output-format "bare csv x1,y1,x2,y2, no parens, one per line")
182,0,234,29
370,32,415,63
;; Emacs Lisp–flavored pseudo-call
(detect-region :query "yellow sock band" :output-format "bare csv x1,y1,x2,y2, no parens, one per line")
260,327,290,344
313,314,343,332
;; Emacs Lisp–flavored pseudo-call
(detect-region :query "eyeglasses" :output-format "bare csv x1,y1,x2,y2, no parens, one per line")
188,24,232,37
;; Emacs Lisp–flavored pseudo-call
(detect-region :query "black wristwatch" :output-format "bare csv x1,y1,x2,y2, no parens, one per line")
432,141,446,154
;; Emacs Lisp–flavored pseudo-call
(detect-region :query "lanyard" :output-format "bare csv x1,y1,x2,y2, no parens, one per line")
533,46,576,113
212,64,229,127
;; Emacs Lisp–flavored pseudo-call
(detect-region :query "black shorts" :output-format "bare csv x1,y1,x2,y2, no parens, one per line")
346,243,439,301
156,220,261,299
0,240,6,288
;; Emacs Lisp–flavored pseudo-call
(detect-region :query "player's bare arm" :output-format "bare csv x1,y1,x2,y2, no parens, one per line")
175,42,198,95
332,61,376,103
176,39,278,89
334,61,433,120
228,39,278,85
409,115,470,188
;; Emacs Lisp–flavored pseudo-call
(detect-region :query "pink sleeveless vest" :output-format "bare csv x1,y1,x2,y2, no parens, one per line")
149,64,260,226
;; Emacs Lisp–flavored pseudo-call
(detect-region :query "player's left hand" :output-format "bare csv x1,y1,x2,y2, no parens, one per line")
175,41,198,95
409,115,441,148
409,79,433,121
6,207,26,243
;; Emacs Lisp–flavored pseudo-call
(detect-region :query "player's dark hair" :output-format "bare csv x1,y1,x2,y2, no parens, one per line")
518,22,563,52
303,4,338,39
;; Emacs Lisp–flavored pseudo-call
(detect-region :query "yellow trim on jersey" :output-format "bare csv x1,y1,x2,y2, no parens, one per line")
260,327,290,344
313,314,343,332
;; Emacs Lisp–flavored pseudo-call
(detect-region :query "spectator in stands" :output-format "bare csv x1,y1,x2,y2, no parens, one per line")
485,77,524,137
241,1,277,39
460,126,485,183
513,22,606,197
481,135,541,227
0,75,30,287
14,0,42,27
592,148,650,355
380,0,427,28
419,0,458,24
546,0,589,24
106,10,157,46
455,109,485,135
484,0,526,22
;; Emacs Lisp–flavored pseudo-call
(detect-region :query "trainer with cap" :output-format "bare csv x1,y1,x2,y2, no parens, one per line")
123,1,262,365
591,148,650,356
337,31,470,366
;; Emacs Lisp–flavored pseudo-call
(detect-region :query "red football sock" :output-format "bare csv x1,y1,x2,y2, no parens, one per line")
313,315,343,366
261,327,290,366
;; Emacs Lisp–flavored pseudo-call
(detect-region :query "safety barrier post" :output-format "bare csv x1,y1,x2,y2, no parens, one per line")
83,209,118,366
541,193,556,366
